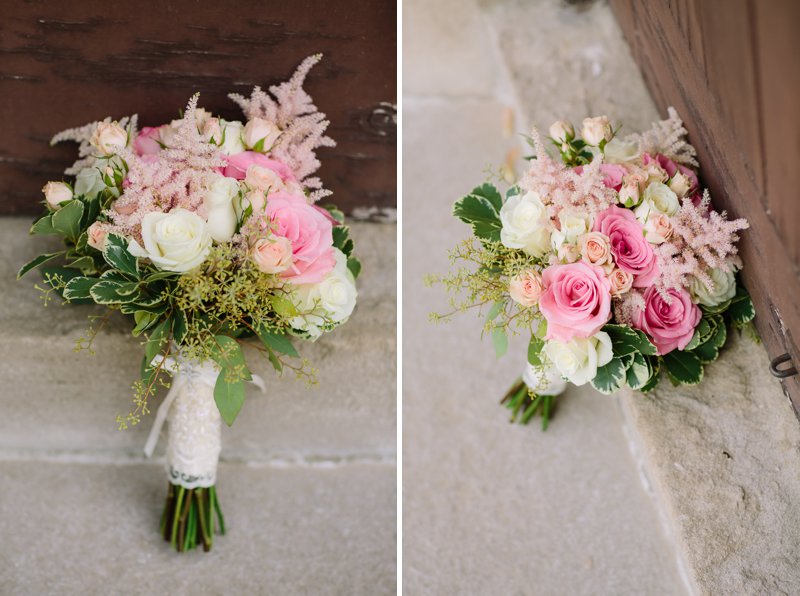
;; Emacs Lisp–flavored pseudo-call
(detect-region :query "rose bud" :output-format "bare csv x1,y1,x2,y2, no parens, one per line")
251,236,293,274
549,120,574,142
90,121,128,155
42,181,73,209
242,117,281,151
581,116,612,146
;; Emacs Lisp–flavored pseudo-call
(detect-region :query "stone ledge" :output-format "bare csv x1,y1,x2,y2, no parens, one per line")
619,333,800,595
1,220,396,459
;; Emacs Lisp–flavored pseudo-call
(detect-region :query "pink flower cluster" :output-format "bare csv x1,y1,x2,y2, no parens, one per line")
511,112,748,355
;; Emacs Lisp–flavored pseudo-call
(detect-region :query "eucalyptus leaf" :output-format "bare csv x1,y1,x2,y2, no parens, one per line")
491,327,508,358
214,374,246,426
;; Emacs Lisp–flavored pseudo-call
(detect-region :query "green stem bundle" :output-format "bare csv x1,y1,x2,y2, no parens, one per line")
500,377,558,431
160,483,226,552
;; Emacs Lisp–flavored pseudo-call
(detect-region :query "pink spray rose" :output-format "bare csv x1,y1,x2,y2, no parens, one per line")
539,261,612,342
643,153,698,195
509,270,544,307
593,205,659,287
265,191,335,284
133,126,163,157
633,285,701,355
223,151,296,184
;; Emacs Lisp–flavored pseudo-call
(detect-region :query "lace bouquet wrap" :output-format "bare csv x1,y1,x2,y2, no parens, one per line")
19,56,361,551
439,110,755,430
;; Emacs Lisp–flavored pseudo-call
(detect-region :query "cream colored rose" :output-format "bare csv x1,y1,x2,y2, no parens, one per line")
603,138,640,163
668,171,692,198
251,236,293,274
500,191,551,257
42,181,73,209
618,180,641,208
689,267,737,307
608,268,633,297
203,174,240,243
644,182,679,216
218,120,246,155
509,270,544,307
581,116,612,146
290,249,357,339
128,209,212,272
236,189,267,220
543,331,613,386
642,212,673,244
74,167,106,198
202,117,223,144
581,232,613,271
87,222,109,251
90,122,127,156
642,162,669,185
245,165,286,192
549,120,574,142
243,118,281,151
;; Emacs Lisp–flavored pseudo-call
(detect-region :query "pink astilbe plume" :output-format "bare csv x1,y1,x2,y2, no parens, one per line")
519,129,616,221
51,114,139,175
108,94,226,241
228,55,335,199
614,290,646,326
656,190,749,295
626,107,698,167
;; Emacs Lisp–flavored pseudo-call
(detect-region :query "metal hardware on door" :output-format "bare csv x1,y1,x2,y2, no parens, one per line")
769,353,798,378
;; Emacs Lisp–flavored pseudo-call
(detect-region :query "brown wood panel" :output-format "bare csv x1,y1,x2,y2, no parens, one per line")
0,0,397,215
610,0,800,413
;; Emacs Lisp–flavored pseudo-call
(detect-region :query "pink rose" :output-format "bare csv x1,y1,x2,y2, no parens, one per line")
133,126,163,157
539,261,612,342
223,151,296,184
593,205,659,287
581,231,613,271
509,270,544,307
265,191,335,284
608,268,633,297
634,286,701,355
251,236,293,274
643,153,698,195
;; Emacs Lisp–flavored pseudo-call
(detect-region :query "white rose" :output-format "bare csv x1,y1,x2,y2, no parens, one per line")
128,209,212,272
558,211,591,244
203,174,240,243
42,181,72,209
522,362,568,396
581,116,612,146
603,138,640,163
218,120,246,155
689,268,737,307
90,122,128,155
201,117,223,144
635,183,680,228
543,331,613,386
290,249,357,339
549,120,574,142
242,118,281,151
74,167,106,198
500,191,551,257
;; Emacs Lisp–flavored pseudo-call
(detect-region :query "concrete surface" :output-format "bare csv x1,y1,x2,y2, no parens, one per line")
0,221,396,594
403,0,685,593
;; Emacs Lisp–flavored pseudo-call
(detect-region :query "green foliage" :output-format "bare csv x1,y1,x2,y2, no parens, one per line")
527,334,544,366
663,350,703,385
51,200,85,241
103,234,139,278
491,326,508,358
727,282,755,326
214,373,246,426
17,252,64,279
452,183,503,241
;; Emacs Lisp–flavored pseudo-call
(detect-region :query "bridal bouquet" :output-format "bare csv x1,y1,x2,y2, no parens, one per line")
19,55,360,550
436,109,754,429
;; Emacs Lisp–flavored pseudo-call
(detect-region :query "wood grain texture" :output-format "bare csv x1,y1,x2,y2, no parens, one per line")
610,0,800,413
0,0,396,215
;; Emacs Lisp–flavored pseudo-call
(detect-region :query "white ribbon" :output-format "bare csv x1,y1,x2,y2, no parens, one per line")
144,354,266,459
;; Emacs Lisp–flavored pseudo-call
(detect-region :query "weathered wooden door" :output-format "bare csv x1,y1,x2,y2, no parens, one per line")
0,1,396,216
610,0,800,414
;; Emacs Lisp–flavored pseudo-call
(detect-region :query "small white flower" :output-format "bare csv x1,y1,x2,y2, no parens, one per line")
42,181,72,209
603,138,640,163
581,116,612,146
90,122,128,156
549,120,574,142
218,120,246,155
203,174,240,243
290,249,357,339
242,118,281,151
500,191,551,257
543,332,613,386
128,209,212,272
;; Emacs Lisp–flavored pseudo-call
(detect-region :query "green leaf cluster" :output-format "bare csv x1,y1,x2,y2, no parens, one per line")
452,183,503,242
591,325,659,394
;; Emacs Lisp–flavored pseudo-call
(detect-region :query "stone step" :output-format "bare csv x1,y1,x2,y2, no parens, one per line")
1,219,396,461
0,459,396,594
